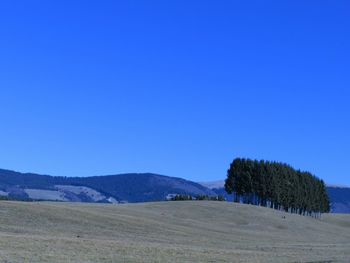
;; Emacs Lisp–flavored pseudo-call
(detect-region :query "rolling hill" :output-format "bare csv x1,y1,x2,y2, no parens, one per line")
0,201,349,262
0,169,215,203
1,168,349,213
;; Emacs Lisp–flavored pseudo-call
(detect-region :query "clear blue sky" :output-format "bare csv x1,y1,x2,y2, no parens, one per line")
0,1,349,185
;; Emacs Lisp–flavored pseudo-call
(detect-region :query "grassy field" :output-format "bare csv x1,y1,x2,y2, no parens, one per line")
0,201,349,263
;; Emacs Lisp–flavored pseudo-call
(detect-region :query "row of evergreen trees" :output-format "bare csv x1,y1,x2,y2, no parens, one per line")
224,158,330,216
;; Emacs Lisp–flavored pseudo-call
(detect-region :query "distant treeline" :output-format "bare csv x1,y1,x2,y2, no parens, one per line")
170,194,225,201
225,158,330,217
0,195,32,202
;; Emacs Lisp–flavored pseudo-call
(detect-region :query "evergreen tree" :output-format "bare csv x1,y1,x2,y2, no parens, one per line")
225,158,330,217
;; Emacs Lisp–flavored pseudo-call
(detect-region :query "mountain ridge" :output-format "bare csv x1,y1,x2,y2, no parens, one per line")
0,168,349,213
0,169,216,203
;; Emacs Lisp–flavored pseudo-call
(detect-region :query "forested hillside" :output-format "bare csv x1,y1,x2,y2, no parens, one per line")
0,169,215,203
327,186,350,213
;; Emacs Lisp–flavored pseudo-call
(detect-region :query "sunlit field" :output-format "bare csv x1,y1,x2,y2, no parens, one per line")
0,201,349,263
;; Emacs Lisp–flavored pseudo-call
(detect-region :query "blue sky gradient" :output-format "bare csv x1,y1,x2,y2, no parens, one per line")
0,1,349,185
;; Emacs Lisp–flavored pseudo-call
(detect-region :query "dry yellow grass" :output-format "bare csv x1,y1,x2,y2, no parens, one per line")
0,201,349,262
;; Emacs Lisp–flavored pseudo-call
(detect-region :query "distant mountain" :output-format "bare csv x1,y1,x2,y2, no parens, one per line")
0,169,216,203
199,181,350,214
326,186,350,213
199,180,225,190
2,168,348,212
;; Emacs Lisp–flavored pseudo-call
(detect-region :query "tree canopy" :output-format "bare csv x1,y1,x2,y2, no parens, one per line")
225,158,330,216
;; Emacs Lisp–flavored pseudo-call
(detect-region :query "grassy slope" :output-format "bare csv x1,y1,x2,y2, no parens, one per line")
0,201,349,263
